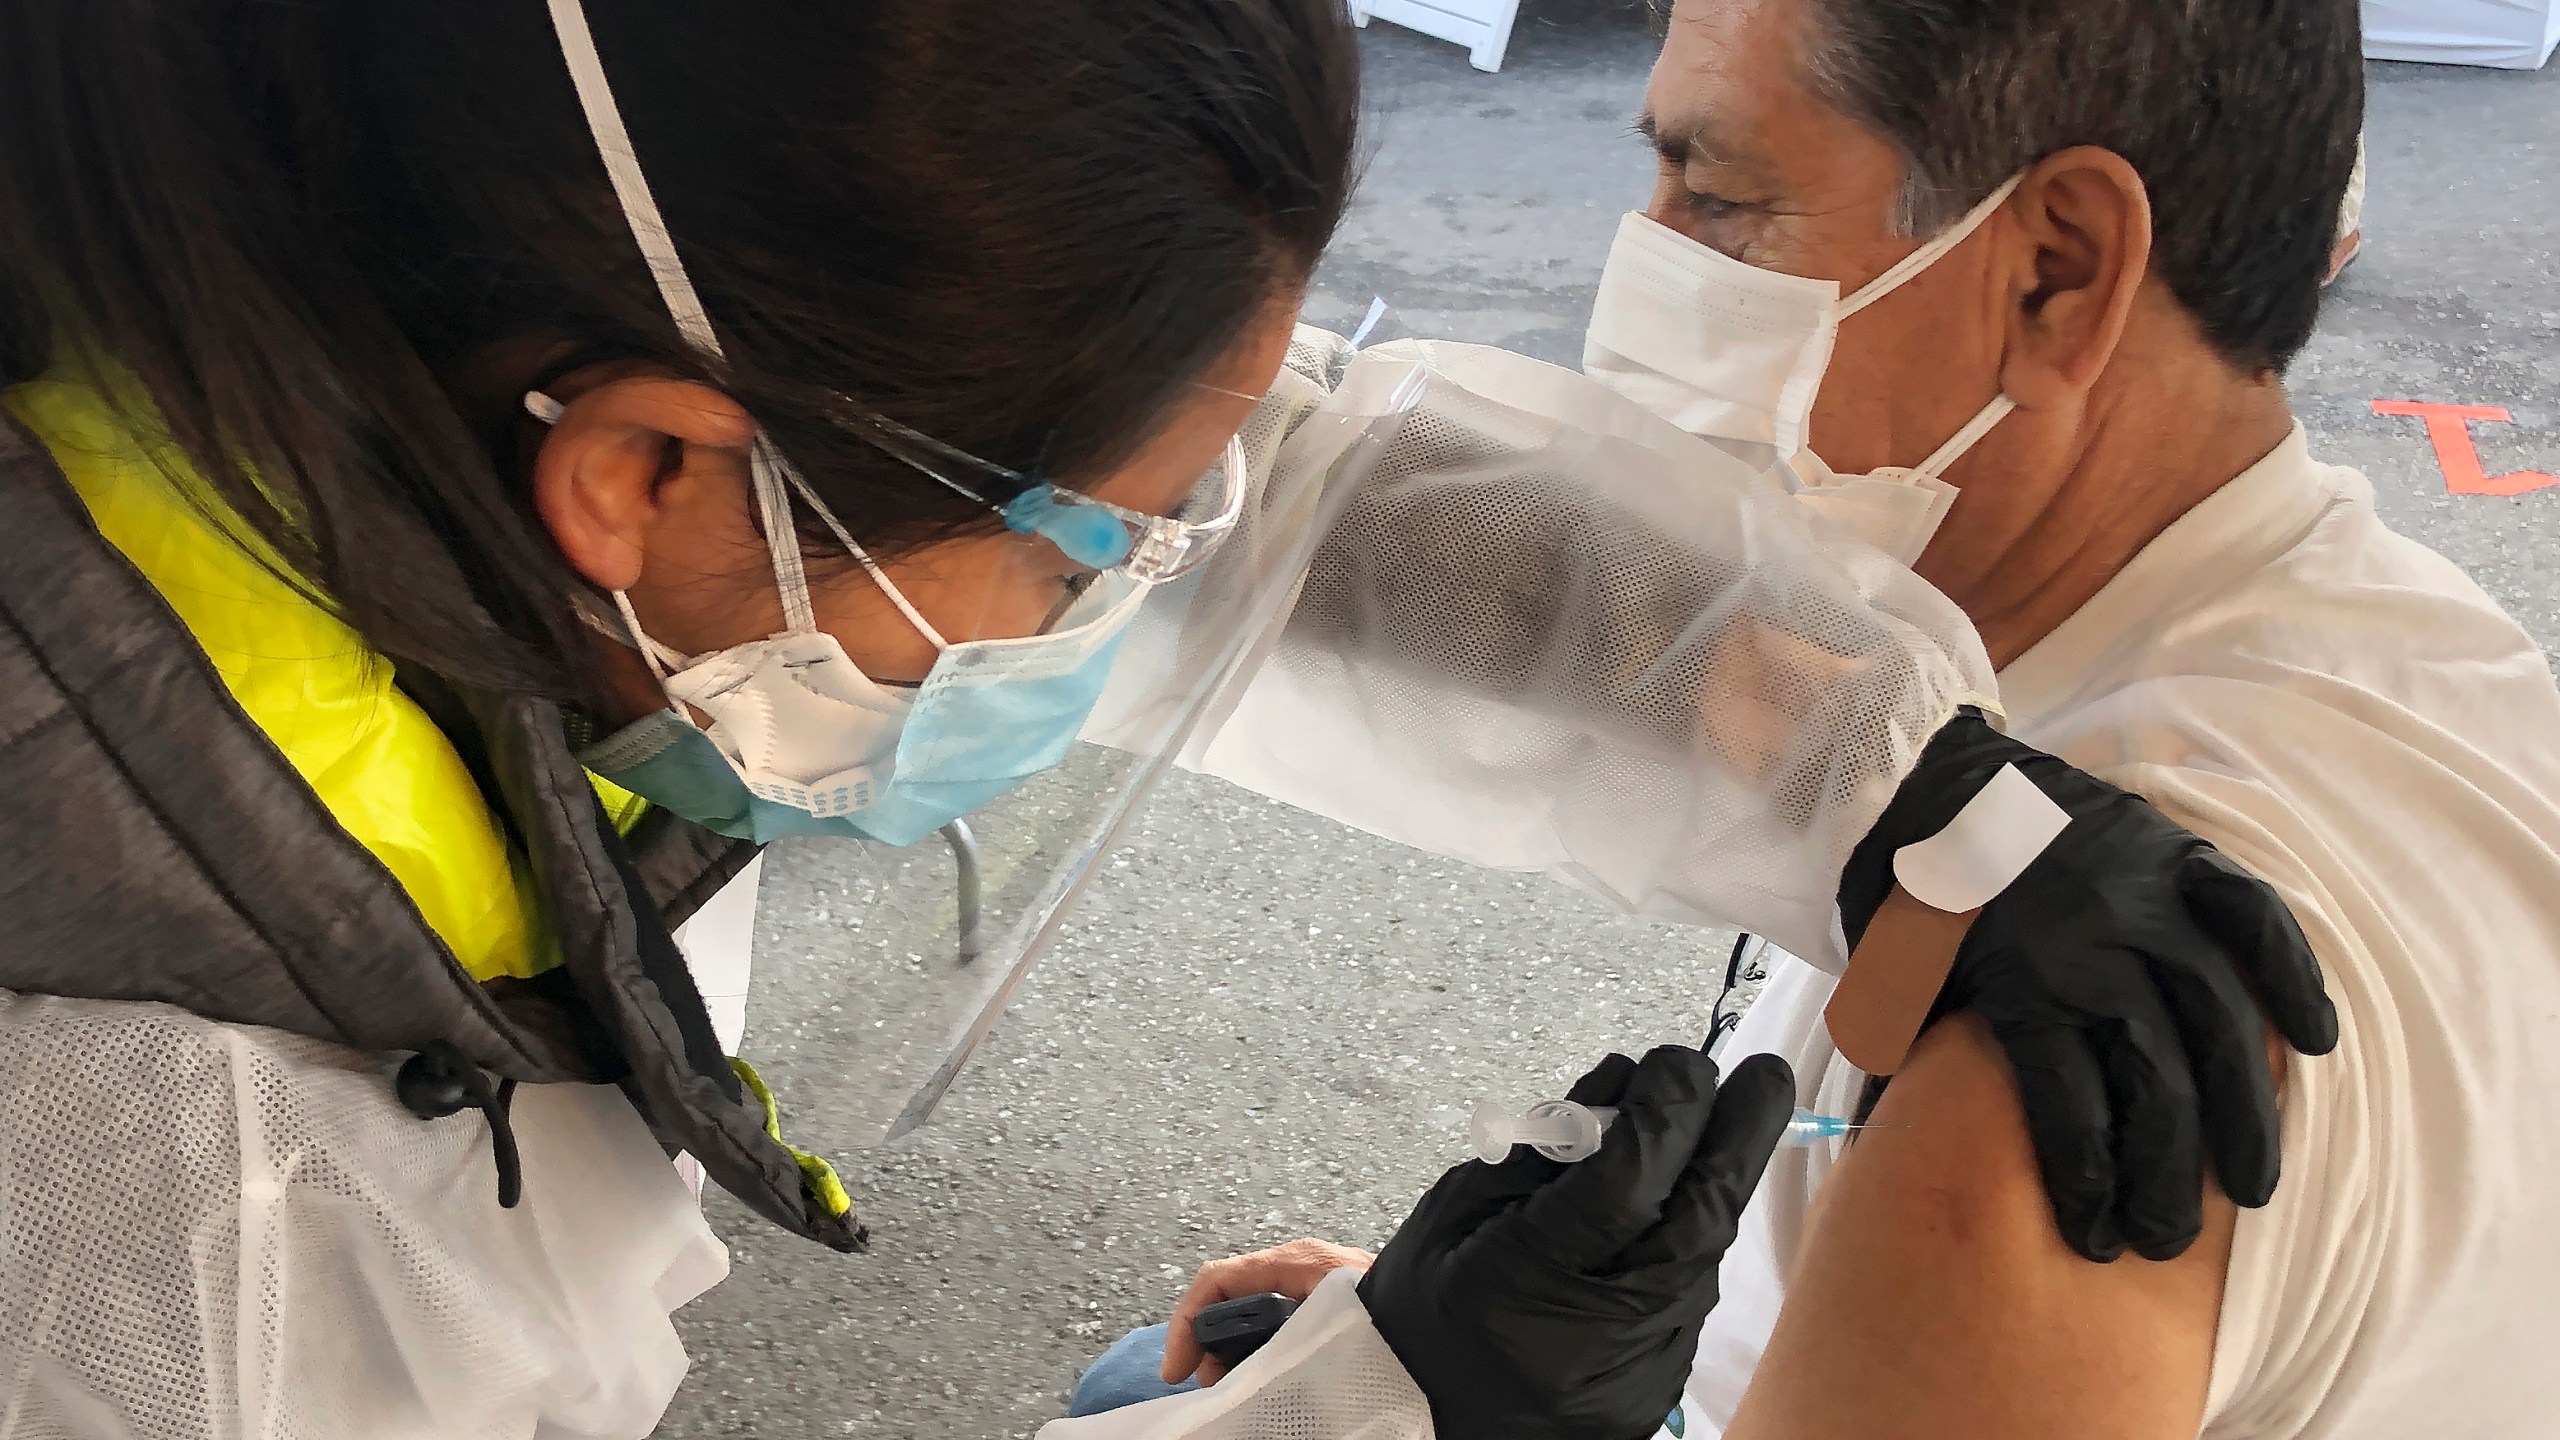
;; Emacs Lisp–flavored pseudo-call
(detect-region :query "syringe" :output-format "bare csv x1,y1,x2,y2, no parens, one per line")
1469,1098,1872,1164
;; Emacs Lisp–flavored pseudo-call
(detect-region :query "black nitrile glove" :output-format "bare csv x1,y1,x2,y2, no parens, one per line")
1841,707,2340,1263
1359,1047,1795,1440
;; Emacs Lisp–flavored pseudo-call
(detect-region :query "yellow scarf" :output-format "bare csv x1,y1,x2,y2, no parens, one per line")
6,373,559,982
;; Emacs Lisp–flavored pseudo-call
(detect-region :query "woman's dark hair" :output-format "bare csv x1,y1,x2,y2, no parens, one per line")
0,1,1361,697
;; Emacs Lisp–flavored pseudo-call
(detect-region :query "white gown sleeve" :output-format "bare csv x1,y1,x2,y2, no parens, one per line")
0,989,727,1440
1182,329,1997,970
1035,1270,1432,1440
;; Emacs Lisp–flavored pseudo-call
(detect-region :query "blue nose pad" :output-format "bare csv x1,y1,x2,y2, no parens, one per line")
1001,485,1133,570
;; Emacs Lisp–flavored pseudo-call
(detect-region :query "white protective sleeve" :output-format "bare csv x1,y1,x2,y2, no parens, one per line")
1035,1270,1430,1440
1183,329,1997,969
0,990,728,1440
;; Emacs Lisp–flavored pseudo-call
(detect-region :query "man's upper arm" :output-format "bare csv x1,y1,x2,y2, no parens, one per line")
1723,1013,2237,1440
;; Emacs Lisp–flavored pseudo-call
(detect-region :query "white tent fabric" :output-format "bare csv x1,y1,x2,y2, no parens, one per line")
2365,0,2558,68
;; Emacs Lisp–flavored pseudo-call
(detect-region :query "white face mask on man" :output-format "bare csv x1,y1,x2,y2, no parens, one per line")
1582,175,2022,564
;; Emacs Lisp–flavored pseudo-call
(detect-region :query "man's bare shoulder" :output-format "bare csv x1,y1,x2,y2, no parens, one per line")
1725,1014,2236,1440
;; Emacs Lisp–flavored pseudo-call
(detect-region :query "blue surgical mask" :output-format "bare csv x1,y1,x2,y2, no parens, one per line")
577,540,1148,848
845,572,1145,846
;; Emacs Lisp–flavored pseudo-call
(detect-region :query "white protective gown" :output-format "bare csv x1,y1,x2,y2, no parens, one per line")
0,863,768,1440
1092,417,2560,1440
1177,328,1995,974
0,991,730,1440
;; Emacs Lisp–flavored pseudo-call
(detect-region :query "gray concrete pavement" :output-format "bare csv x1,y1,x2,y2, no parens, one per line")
658,12,2559,1437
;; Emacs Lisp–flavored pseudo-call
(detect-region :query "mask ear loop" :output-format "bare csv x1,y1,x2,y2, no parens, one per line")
1912,394,2017,480
610,591,693,679
771,452,953,652
1836,173,2026,321
525,390,704,701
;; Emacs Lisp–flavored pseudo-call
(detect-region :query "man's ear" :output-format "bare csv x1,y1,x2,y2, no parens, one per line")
530,377,758,592
1996,147,2152,407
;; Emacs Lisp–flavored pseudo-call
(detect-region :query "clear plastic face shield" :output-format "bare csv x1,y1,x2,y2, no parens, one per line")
544,0,1424,1142
785,350,1423,1143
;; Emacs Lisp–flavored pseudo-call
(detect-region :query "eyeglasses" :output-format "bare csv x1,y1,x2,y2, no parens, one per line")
855,413,1249,584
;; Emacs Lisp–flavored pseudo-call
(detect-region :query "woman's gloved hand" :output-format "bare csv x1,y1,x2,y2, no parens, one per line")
1840,707,2341,1264
1358,1047,1795,1440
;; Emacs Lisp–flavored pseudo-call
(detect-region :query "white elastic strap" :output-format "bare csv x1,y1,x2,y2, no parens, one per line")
551,0,820,634
1836,174,2026,321
1913,393,2017,479
749,439,819,634
781,465,952,652
611,590,687,686
548,0,722,358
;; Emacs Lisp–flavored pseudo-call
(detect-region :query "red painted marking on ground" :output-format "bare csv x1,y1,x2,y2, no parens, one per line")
2371,400,2558,497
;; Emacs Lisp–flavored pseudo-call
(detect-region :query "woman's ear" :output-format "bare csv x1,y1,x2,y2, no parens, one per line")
1996,147,2153,409
530,376,760,591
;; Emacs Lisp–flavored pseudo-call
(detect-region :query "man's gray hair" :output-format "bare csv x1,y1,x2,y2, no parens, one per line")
1792,0,2364,373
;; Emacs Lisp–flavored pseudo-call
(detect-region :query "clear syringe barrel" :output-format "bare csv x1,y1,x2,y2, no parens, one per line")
1470,1099,1613,1163
1469,1099,1855,1164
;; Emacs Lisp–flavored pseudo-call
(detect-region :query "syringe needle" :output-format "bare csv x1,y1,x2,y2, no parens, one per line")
1472,1100,1905,1163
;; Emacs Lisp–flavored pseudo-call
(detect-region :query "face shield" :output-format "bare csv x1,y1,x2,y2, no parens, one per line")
745,338,1425,1144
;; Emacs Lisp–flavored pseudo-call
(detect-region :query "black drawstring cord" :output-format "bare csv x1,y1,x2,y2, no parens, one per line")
394,1041,525,1209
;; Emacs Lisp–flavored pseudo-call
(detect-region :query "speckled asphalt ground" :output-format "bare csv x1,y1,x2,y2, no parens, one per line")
658,10,2559,1436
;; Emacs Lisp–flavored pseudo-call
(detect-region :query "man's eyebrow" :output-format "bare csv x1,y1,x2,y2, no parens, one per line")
1632,110,1764,180
1632,111,1686,160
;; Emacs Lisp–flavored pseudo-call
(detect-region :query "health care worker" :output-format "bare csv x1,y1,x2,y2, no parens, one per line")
0,2,1367,1430
0,2,2331,1436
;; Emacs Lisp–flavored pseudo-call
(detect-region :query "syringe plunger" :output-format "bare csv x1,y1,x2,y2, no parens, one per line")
1470,1099,1615,1163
